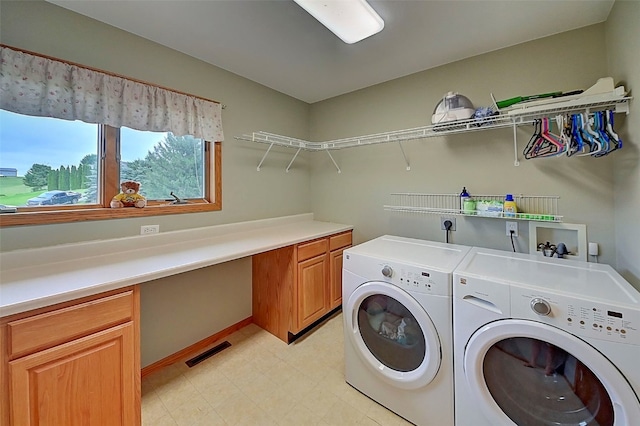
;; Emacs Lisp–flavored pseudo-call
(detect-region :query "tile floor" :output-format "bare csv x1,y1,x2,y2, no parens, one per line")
142,312,412,425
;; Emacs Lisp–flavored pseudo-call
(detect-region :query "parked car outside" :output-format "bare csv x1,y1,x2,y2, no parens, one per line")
26,190,82,206
0,204,18,213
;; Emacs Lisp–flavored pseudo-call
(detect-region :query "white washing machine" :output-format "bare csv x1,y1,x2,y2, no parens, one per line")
453,247,640,426
343,235,471,426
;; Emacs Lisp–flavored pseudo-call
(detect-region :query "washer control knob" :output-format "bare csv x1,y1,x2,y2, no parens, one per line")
531,298,552,316
381,265,393,278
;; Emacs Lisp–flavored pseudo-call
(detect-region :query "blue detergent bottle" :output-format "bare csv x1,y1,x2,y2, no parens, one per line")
504,194,517,217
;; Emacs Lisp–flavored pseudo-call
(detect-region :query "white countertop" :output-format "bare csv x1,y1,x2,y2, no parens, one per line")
0,214,352,317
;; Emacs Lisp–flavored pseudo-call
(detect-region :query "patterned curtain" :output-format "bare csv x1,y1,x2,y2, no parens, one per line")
0,46,224,141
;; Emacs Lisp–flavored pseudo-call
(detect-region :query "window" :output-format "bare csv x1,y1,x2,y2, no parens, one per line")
120,128,207,201
0,109,221,227
0,45,224,227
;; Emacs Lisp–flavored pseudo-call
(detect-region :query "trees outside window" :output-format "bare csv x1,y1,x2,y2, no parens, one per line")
120,132,205,200
22,164,51,191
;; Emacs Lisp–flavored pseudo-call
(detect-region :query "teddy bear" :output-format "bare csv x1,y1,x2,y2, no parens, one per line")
110,180,147,208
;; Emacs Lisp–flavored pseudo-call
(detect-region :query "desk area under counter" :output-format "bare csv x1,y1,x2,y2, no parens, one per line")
0,213,352,426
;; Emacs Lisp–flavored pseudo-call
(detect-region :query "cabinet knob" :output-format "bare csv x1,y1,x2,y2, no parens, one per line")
381,265,393,278
530,298,552,316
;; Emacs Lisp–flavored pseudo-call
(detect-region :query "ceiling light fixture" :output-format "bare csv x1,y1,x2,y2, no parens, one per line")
293,0,384,44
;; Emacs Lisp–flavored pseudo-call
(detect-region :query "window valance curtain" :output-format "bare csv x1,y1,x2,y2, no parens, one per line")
0,46,224,141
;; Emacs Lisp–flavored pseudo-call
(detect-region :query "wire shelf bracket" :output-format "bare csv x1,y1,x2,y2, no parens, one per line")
256,142,274,172
512,121,520,167
285,147,302,173
398,141,411,171
326,150,341,174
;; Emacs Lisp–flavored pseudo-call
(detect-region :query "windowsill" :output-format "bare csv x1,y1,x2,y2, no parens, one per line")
0,201,222,227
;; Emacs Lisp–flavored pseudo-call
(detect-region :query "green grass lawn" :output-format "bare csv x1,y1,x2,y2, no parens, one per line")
0,177,89,206
0,176,39,206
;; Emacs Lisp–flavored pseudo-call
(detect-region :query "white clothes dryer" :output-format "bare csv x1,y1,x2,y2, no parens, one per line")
343,235,471,426
453,247,640,426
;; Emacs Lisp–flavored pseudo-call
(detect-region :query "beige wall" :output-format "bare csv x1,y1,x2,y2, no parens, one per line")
607,0,640,288
0,0,312,366
0,0,312,250
309,24,622,268
140,258,252,368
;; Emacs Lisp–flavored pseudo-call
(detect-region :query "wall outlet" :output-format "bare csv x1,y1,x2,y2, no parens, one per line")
441,217,456,231
141,225,160,235
506,221,518,237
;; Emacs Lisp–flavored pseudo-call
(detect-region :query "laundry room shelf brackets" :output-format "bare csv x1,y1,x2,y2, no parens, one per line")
234,91,631,171
245,132,343,173
384,193,562,222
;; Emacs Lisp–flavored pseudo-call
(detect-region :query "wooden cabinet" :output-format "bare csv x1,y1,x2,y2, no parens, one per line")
329,232,352,309
0,287,141,426
295,238,329,332
252,230,352,342
329,247,345,309
296,251,329,331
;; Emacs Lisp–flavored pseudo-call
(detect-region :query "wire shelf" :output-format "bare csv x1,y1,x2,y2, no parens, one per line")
234,94,631,151
234,90,630,172
235,117,518,150
384,193,562,222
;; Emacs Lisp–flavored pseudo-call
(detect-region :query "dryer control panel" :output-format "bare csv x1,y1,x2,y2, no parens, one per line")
511,287,640,345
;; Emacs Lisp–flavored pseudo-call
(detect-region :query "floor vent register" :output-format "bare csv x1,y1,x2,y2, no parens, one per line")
185,341,232,368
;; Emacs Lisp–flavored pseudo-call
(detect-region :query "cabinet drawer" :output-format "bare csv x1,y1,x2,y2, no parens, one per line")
330,232,352,251
297,238,328,262
7,290,133,359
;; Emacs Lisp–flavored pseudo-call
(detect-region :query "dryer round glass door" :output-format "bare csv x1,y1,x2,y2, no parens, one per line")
463,319,640,426
345,281,441,390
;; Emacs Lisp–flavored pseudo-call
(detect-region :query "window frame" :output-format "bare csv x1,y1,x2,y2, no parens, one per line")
0,124,221,227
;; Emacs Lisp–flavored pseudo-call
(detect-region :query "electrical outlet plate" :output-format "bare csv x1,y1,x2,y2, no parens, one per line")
440,217,456,231
506,221,518,237
141,225,160,235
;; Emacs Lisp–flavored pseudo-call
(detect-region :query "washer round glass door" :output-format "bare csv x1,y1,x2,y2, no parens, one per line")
345,281,441,390
464,319,640,426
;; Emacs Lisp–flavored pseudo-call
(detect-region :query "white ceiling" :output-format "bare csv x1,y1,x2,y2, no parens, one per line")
48,0,615,103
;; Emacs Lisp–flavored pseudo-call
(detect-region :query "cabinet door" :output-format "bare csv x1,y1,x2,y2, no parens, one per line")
9,323,137,426
329,247,349,309
296,254,328,331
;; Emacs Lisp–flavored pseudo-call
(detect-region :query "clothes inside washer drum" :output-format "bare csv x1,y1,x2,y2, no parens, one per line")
358,304,426,372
